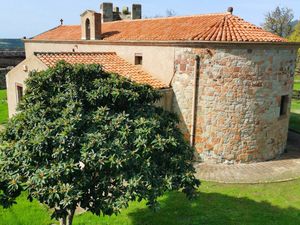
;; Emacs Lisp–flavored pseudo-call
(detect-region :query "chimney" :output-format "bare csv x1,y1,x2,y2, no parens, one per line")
227,7,233,15
100,2,113,22
132,4,142,20
80,10,102,40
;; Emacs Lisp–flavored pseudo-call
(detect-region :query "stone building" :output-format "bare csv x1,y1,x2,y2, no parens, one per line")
6,2,300,163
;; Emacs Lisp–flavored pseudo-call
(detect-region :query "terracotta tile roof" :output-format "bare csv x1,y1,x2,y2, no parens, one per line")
33,13,286,43
35,52,167,89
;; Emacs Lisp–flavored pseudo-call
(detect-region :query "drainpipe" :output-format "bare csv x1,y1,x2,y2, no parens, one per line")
190,55,200,147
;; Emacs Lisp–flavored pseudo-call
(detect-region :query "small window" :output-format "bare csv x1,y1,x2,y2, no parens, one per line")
279,95,289,117
135,54,143,65
85,18,91,40
16,84,23,103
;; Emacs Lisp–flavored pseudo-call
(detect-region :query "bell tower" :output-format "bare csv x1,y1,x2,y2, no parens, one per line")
81,10,102,40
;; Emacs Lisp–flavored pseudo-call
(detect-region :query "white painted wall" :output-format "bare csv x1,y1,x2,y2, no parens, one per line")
6,55,48,117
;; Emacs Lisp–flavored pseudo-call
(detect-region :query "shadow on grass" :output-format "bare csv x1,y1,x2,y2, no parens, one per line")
5,189,300,225
127,191,300,225
290,112,300,134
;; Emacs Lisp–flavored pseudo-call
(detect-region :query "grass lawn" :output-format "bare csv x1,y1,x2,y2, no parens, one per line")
0,89,8,125
294,82,300,91
290,99,300,133
0,193,55,225
2,180,300,225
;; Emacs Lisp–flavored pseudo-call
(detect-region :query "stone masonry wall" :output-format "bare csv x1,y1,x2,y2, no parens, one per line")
172,47,297,163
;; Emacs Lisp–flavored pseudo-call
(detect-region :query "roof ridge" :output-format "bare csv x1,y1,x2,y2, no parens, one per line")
104,12,228,24
57,25,80,27
33,13,287,43
191,15,224,41
50,13,229,28
31,25,62,39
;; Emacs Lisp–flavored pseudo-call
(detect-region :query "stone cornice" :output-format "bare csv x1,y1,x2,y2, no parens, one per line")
24,39,300,49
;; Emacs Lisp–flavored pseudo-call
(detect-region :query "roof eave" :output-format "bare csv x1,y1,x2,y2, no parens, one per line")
24,39,300,48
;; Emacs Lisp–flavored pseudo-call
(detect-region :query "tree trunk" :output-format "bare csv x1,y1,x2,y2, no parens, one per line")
66,208,76,225
59,208,75,225
60,216,67,225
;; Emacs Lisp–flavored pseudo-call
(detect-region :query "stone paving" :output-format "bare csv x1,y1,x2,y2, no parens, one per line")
195,131,300,184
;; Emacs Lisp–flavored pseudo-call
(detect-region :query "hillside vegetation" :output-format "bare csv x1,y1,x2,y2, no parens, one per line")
0,39,24,50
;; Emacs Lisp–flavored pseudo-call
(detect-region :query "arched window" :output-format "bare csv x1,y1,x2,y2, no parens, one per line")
85,18,91,40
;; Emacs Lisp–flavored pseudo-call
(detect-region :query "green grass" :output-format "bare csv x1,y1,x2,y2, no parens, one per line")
290,99,300,133
294,82,300,91
0,89,8,125
0,193,55,225
3,180,300,225
291,99,300,113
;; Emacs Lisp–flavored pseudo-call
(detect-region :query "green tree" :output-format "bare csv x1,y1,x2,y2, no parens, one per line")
0,62,200,225
263,6,294,37
289,21,300,76
289,21,300,42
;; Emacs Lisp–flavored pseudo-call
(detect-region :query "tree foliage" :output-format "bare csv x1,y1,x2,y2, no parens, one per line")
0,62,200,225
263,6,294,37
288,21,300,76
289,21,300,42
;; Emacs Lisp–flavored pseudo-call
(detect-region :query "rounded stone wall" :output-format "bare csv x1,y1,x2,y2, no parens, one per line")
172,46,297,163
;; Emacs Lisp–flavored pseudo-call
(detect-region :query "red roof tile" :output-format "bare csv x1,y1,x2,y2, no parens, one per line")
35,52,167,89
33,13,286,43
